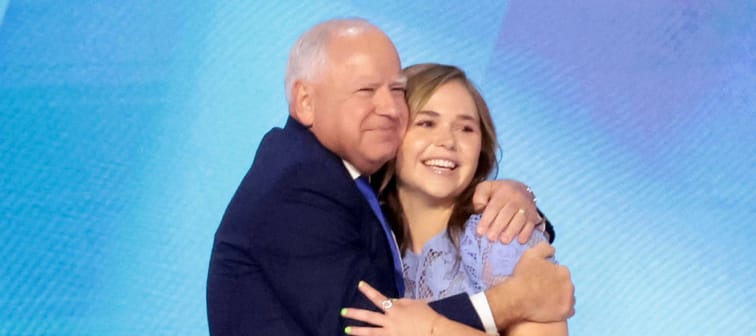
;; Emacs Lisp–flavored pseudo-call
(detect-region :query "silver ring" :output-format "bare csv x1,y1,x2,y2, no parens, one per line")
381,299,394,310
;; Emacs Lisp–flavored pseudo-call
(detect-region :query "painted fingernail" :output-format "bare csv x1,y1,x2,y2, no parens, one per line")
358,281,364,288
340,308,348,316
344,326,352,334
517,208,526,215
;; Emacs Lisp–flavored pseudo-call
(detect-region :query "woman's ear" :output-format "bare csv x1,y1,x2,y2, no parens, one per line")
290,81,315,127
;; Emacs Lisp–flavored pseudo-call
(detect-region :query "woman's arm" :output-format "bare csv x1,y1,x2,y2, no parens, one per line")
342,281,487,336
506,321,568,336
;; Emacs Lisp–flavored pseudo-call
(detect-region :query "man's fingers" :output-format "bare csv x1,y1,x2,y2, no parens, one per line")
499,207,527,243
570,293,577,318
487,203,516,241
567,294,576,318
476,205,496,236
472,181,493,212
558,283,576,320
474,184,496,235
559,266,575,319
515,217,535,244
529,241,556,259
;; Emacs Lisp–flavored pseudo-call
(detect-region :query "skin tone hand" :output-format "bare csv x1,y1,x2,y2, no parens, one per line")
473,179,542,244
342,281,486,336
486,242,575,328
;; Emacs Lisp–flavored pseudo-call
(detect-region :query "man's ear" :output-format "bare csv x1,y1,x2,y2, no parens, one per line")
290,81,315,127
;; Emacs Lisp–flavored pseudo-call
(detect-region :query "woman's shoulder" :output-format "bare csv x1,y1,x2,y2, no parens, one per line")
461,213,486,241
460,213,550,272
460,214,551,289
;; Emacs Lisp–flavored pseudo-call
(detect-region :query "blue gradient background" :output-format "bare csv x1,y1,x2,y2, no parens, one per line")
1,1,754,335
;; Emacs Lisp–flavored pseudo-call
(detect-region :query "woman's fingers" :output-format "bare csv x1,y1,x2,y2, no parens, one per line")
342,282,388,335
341,307,386,327
357,281,391,310
344,325,382,336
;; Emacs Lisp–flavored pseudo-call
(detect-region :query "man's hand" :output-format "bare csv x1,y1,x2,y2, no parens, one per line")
486,242,575,328
473,179,543,244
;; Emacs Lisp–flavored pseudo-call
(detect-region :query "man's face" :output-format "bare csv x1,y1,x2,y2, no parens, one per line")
308,30,409,174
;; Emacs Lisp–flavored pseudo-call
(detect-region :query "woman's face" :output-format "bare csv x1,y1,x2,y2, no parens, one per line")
395,80,482,205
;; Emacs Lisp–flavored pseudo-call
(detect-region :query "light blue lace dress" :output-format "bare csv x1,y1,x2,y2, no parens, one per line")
402,214,552,300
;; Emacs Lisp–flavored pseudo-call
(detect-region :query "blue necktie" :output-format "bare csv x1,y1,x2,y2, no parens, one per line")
355,176,405,296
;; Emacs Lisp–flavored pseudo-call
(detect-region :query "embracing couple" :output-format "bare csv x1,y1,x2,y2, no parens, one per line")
207,18,574,335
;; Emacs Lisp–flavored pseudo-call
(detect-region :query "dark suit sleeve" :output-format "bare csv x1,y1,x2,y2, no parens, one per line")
429,294,485,330
250,173,388,335
538,208,555,243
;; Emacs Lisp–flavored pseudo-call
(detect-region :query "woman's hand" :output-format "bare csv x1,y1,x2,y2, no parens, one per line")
341,281,487,336
341,281,442,336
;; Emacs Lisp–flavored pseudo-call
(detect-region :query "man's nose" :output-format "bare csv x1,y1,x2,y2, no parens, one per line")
374,87,403,119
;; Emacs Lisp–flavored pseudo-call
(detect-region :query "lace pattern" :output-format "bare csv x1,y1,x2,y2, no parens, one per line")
402,214,551,300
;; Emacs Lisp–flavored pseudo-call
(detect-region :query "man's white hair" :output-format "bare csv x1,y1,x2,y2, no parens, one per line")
284,18,380,103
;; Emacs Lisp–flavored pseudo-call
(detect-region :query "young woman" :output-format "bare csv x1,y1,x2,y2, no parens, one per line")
347,63,567,335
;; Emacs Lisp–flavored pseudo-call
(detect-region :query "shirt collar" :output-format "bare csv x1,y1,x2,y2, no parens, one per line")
342,160,362,181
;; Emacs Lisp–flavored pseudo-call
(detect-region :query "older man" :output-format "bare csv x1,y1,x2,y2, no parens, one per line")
207,18,573,335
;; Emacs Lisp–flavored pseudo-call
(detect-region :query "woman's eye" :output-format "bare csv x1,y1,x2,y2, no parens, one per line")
457,122,480,133
416,120,434,127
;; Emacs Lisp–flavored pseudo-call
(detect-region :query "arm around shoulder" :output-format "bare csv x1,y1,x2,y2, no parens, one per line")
484,242,574,329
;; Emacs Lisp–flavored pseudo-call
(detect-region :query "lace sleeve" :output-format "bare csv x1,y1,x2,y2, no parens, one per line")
460,214,552,291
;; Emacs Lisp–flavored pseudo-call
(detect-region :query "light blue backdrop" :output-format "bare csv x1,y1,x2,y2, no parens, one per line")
1,1,754,335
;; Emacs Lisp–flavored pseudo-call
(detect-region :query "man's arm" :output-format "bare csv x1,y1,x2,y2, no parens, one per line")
431,179,560,332
341,249,575,335
506,321,568,336
485,243,575,329
473,179,548,244
341,243,574,335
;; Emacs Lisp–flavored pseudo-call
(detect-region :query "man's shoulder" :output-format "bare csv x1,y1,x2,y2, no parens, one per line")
236,121,355,206
219,123,359,235
254,119,341,172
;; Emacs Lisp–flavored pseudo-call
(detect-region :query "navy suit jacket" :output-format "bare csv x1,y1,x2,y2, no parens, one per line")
207,117,483,335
